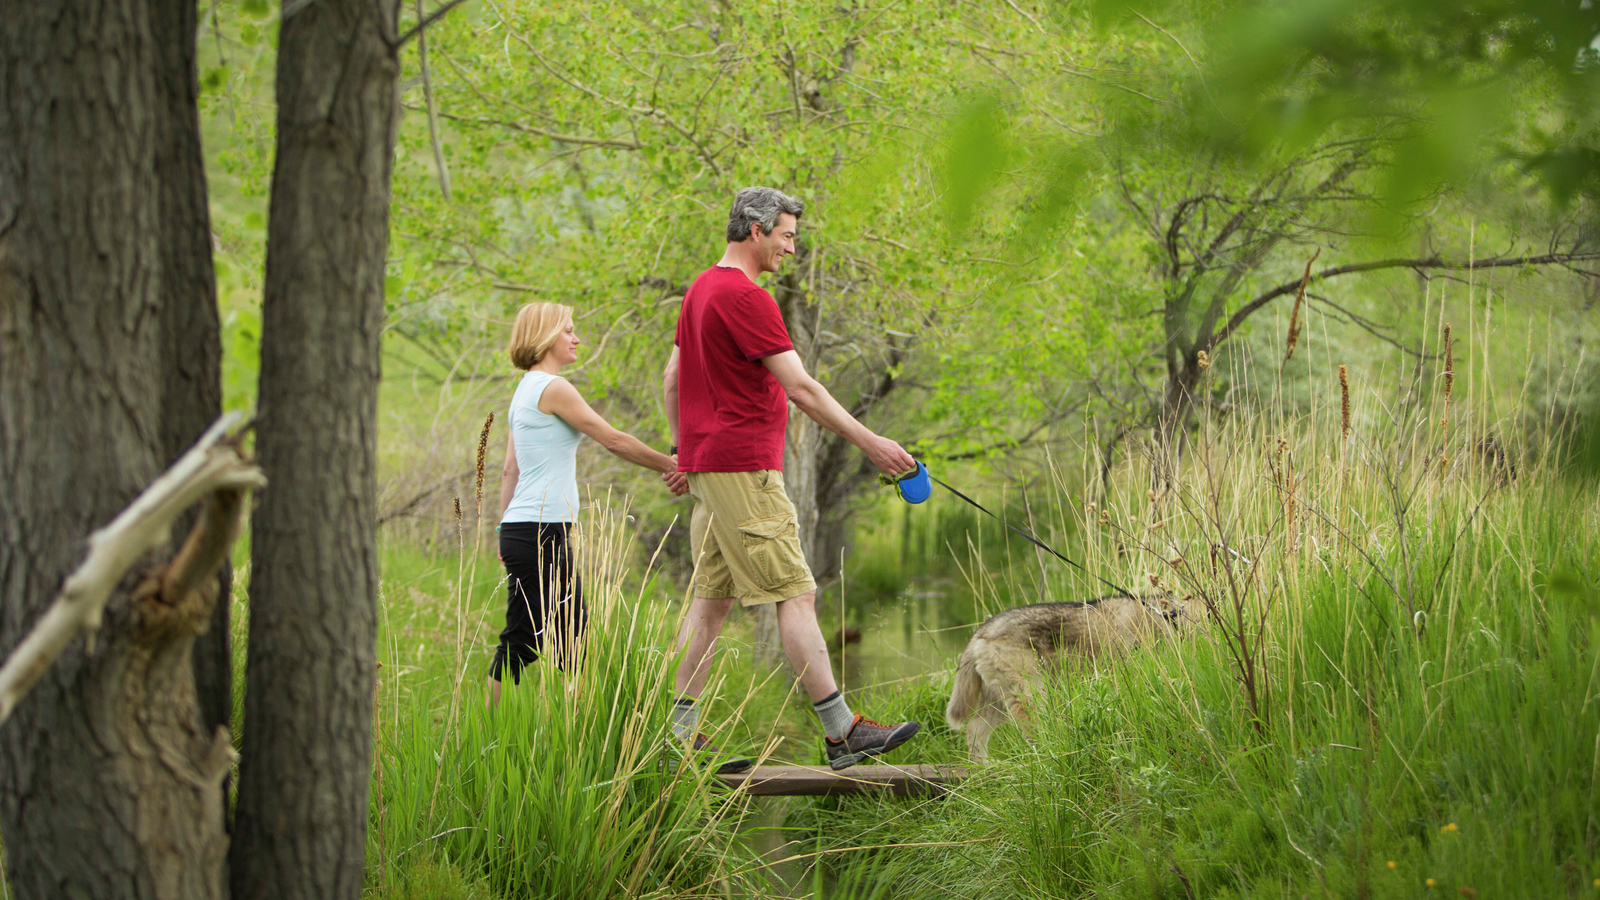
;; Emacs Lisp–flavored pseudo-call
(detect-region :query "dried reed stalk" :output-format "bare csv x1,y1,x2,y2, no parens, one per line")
1283,248,1321,361
474,411,494,514
1441,323,1454,476
1339,365,1350,439
1442,323,1454,425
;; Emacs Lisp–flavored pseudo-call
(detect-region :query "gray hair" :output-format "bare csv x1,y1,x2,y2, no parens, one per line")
725,187,804,243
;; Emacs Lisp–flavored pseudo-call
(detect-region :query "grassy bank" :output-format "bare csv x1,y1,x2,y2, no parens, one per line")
793,414,1600,898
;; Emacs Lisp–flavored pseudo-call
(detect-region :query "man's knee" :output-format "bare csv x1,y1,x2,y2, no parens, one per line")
690,596,737,625
775,590,818,620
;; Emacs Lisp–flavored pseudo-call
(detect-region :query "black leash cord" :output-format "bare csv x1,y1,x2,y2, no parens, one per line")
929,476,1136,601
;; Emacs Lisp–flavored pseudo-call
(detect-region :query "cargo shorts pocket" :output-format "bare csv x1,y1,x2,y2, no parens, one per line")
737,514,807,591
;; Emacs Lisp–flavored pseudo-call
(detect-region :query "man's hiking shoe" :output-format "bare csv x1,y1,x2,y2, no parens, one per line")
825,714,920,770
667,733,753,775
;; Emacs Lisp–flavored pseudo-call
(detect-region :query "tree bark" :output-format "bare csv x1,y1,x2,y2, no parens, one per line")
148,0,232,755
0,3,230,897
229,3,399,899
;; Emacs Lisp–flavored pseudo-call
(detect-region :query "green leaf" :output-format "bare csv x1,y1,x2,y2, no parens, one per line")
942,94,1008,234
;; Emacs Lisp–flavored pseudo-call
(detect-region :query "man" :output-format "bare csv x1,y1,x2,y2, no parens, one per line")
661,186,921,773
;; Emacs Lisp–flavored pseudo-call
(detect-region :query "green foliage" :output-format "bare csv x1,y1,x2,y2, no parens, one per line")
1170,0,1600,213
375,0,1092,470
943,95,1010,234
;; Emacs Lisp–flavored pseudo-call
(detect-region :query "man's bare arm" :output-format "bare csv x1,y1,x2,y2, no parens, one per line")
761,350,915,476
662,346,681,447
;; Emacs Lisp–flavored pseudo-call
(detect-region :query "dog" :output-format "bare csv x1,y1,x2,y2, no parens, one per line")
945,594,1195,760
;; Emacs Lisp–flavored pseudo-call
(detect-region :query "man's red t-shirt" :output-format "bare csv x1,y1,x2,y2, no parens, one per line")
674,266,793,472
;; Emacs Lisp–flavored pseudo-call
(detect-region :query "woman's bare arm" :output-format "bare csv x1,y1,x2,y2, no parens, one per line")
539,378,678,474
497,434,517,562
498,434,518,519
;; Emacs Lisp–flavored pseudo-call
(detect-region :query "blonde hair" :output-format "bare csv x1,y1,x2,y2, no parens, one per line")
508,302,574,370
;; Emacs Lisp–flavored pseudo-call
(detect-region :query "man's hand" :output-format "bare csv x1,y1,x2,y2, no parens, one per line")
864,435,917,478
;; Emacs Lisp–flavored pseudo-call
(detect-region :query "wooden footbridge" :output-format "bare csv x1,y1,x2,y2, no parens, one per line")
716,764,968,797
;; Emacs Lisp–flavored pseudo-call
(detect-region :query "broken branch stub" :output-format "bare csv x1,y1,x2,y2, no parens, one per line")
0,412,266,724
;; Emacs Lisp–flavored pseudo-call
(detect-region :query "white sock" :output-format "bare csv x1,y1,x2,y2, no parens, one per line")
812,690,855,741
670,696,698,741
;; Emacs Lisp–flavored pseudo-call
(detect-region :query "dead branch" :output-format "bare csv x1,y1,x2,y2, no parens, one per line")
408,105,645,150
0,413,265,724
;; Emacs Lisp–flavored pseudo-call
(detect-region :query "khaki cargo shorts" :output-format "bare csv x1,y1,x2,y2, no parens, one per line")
686,470,817,607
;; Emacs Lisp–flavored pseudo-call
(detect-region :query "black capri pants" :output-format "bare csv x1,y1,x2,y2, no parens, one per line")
490,522,585,684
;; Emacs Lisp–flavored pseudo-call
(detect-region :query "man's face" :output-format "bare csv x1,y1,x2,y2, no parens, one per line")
753,213,798,273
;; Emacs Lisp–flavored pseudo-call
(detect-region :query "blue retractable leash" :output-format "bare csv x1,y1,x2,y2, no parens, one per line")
889,460,1136,601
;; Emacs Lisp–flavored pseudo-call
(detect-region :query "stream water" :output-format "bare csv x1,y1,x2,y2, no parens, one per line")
832,579,977,692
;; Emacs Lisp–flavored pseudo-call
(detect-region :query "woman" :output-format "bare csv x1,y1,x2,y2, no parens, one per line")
489,302,682,704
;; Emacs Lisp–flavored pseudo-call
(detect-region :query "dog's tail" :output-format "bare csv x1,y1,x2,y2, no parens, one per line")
945,650,983,732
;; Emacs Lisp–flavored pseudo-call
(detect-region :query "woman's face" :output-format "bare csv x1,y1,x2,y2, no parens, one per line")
550,319,580,365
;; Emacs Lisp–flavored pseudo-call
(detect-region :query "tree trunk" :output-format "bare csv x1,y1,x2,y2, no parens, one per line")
1155,352,1201,482
772,255,892,619
148,0,232,756
768,265,828,661
0,3,230,897
229,4,399,899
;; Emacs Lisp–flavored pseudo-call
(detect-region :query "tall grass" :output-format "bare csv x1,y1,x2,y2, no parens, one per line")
366,503,779,898
792,366,1600,898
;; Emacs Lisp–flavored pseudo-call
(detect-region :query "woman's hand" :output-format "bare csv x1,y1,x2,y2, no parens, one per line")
663,455,690,496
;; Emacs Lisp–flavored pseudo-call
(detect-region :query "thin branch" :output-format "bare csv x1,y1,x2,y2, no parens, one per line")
415,0,451,198
400,105,644,150
1304,293,1434,359
394,0,469,47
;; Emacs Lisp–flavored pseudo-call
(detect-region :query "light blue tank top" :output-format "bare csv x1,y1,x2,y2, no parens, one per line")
502,371,583,523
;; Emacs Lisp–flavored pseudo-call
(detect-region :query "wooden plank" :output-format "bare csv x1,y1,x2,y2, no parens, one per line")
717,764,968,797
